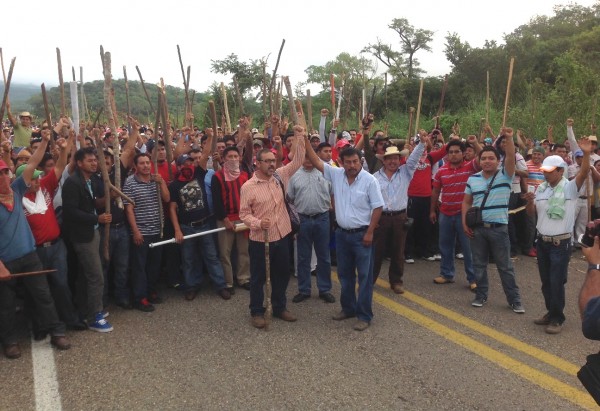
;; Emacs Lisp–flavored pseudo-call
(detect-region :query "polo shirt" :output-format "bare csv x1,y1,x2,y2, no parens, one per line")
465,166,513,225
433,159,479,216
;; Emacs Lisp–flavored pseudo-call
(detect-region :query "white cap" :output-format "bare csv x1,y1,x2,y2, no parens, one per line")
539,155,567,172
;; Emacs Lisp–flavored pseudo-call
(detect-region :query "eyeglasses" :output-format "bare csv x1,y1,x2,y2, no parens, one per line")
448,150,462,154
258,159,276,164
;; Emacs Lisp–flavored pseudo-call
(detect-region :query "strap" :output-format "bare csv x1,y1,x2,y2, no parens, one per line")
273,172,287,203
480,170,499,209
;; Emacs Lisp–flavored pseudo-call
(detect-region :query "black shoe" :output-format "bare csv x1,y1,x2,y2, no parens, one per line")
115,301,133,310
319,292,336,303
133,298,155,312
33,331,48,341
67,321,88,331
148,293,163,304
292,293,310,303
226,286,235,295
240,282,251,291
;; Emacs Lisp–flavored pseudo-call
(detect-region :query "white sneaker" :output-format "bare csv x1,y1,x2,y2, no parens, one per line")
405,258,415,264
456,253,464,260
423,256,436,262
433,254,441,261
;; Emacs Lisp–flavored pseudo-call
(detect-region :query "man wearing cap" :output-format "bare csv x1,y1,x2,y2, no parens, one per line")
309,134,321,151
463,128,525,313
169,130,231,302
523,137,592,334
0,131,71,358
6,102,32,148
372,132,428,294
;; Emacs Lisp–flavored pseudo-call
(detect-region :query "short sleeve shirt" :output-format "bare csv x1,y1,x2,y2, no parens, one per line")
465,167,513,225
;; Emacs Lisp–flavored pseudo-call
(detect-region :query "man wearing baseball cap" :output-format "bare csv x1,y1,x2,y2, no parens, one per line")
524,136,593,334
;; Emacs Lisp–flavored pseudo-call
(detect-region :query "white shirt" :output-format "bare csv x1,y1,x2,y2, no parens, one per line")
535,178,580,236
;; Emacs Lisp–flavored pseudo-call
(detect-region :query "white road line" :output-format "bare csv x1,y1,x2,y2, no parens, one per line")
31,337,62,411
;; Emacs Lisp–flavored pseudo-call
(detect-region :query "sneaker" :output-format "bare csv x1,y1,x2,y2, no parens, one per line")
148,293,163,304
545,322,562,334
534,314,550,325
101,311,109,319
423,256,436,262
319,292,336,303
405,258,415,264
471,297,487,307
88,312,114,332
525,248,537,258
433,253,442,261
133,298,155,312
510,302,525,314
456,253,464,260
433,276,455,284
292,293,311,303
353,320,370,331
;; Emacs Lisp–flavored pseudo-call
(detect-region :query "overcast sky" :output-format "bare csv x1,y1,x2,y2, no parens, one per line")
2,0,597,94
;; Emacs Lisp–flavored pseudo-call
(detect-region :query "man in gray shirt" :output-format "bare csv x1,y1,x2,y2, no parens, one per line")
288,154,335,304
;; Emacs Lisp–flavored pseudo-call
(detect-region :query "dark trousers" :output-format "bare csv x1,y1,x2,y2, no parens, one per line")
373,212,408,285
130,234,162,301
248,236,291,317
405,196,433,258
0,252,65,346
536,237,571,324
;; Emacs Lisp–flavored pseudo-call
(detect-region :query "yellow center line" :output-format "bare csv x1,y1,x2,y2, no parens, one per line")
375,278,580,376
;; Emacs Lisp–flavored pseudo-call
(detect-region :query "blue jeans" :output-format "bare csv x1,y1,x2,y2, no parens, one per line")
438,213,475,283
297,212,332,295
100,224,130,304
536,237,571,324
180,223,226,291
249,236,291,316
470,225,521,304
335,228,374,322
130,234,162,301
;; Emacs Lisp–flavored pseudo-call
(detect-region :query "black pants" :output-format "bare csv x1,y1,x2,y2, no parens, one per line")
405,196,433,259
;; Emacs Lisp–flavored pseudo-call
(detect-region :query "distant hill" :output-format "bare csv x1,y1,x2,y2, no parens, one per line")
0,83,48,112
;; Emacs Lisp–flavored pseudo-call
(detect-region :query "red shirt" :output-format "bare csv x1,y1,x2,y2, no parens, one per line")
23,171,61,245
151,161,177,184
407,145,447,197
432,159,479,216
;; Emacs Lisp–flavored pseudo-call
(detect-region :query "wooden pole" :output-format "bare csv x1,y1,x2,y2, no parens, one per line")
79,67,86,124
262,61,267,125
264,230,272,330
436,74,448,129
135,66,155,113
306,89,313,132
152,92,164,239
384,73,388,117
486,70,490,124
221,82,232,133
330,74,336,117
0,58,16,127
283,76,298,125
233,75,245,115
41,84,53,128
502,58,515,128
159,79,173,181
176,45,190,126
208,100,219,153
414,79,424,132
0,269,57,281
56,48,66,117
407,107,415,138
268,39,285,116
94,131,111,261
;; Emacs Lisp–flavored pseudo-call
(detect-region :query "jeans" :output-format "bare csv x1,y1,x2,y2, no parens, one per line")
0,252,65,345
438,213,475,283
36,239,80,326
100,224,130,304
72,230,105,321
297,212,332,295
470,225,521,304
180,223,226,291
336,228,374,322
536,237,571,324
373,212,407,285
130,234,162,301
249,236,291,316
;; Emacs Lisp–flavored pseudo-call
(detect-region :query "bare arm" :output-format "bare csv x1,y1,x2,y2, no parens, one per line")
575,137,592,191
23,130,50,185
304,133,324,173
503,128,516,177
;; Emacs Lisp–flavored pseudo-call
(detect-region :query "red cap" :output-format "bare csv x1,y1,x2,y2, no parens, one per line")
0,160,9,172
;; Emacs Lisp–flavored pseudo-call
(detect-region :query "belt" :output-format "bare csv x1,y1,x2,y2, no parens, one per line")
111,221,126,228
382,209,406,216
538,233,571,243
188,217,211,227
299,211,328,219
482,222,506,229
36,238,60,248
339,225,369,234
579,196,588,199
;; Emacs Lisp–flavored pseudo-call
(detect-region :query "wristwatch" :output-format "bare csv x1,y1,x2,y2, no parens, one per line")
588,263,600,272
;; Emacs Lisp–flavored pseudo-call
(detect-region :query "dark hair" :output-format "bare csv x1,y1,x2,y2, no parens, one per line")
316,142,331,152
552,143,566,152
478,146,500,161
223,146,240,158
339,147,362,162
39,152,54,168
85,136,95,146
223,135,236,145
74,147,97,163
447,139,465,152
256,148,273,162
134,152,151,165
189,148,201,155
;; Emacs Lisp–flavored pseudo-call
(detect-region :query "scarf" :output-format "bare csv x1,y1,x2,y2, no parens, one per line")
177,165,195,182
223,159,240,182
22,189,48,215
0,189,14,212
538,176,568,220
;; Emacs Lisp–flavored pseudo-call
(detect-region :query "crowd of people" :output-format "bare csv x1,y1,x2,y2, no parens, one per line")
1,100,599,360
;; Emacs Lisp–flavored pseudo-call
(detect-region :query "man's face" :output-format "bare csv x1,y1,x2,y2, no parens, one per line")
135,156,152,176
257,152,276,176
189,151,201,166
382,154,400,173
225,139,236,148
104,154,114,169
285,136,294,149
0,169,11,193
531,152,544,164
77,154,98,175
342,154,361,178
576,156,583,166
216,142,226,156
28,177,41,193
20,116,32,127
543,168,563,186
447,146,464,165
479,151,499,172
42,159,55,176
225,150,240,162
30,142,41,152
15,154,30,168
349,130,357,140
318,147,332,162
464,147,475,161
376,140,388,153
310,138,320,149
302,155,313,170
157,145,166,161
554,147,567,160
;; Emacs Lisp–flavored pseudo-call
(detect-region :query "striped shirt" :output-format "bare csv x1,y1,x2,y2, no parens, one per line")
433,159,479,216
465,167,513,225
123,174,162,236
239,138,306,242
287,167,331,215
525,160,544,189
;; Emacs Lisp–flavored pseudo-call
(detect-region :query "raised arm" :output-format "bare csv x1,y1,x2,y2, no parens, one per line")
198,127,214,171
22,129,49,185
575,137,592,191
305,132,324,173
319,109,328,142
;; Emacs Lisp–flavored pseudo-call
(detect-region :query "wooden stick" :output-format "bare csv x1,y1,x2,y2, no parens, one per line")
306,89,313,132
135,66,155,113
186,66,192,128
123,66,132,128
0,58,16,128
108,183,135,206
384,73,388,116
176,45,191,126
233,75,245,115
152,92,164,239
367,85,376,115
92,107,103,128
208,100,219,153
79,67,86,124
56,48,66,117
264,229,272,330
486,70,490,124
436,75,448,128
330,74,336,117
268,39,285,116
261,60,267,125
41,84,53,129
502,57,515,128
407,107,415,138
283,76,298,125
294,99,307,130
221,82,231,132
415,79,424,132
0,48,6,86
94,131,111,261
159,80,173,181
1,269,57,281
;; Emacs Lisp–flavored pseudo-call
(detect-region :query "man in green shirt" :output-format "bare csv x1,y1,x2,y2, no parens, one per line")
6,102,33,147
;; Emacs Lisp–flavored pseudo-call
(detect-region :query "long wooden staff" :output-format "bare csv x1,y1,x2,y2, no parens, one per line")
268,39,285,116
152,92,164,239
92,107,103,128
414,79,424,132
294,100,307,130
135,66,155,113
221,82,232,133
208,101,219,153
0,269,57,281
94,132,111,261
407,107,415,138
384,73,388,116
306,89,313,132
0,58,16,127
330,74,336,117
159,80,173,181
233,75,245,115
56,48,66,117
264,229,272,330
176,45,190,123
283,76,298,125
262,61,267,125
502,57,515,128
41,84,52,129
0,48,6,86
123,66,132,128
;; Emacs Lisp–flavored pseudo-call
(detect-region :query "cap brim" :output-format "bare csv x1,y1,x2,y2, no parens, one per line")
539,165,558,172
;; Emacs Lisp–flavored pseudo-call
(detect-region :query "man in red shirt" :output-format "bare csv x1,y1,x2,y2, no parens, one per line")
430,138,481,289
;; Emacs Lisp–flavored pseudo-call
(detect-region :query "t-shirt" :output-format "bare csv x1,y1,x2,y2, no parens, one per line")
0,177,36,262
433,160,478,216
23,171,61,245
12,123,32,147
122,174,162,236
168,167,211,225
525,160,544,189
465,167,513,225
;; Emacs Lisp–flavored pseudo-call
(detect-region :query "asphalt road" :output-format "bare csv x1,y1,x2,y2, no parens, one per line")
1,250,598,410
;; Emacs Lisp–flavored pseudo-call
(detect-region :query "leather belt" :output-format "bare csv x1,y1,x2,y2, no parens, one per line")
111,221,126,228
539,233,571,245
579,196,588,199
188,217,211,227
299,211,328,219
339,226,369,234
482,222,506,229
37,238,59,248
382,209,406,216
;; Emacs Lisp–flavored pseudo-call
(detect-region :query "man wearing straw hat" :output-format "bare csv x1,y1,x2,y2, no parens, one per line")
6,101,32,148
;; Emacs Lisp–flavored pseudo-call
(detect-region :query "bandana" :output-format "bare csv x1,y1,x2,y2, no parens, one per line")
223,159,240,182
177,165,195,182
22,189,48,215
538,176,568,220
0,189,14,212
